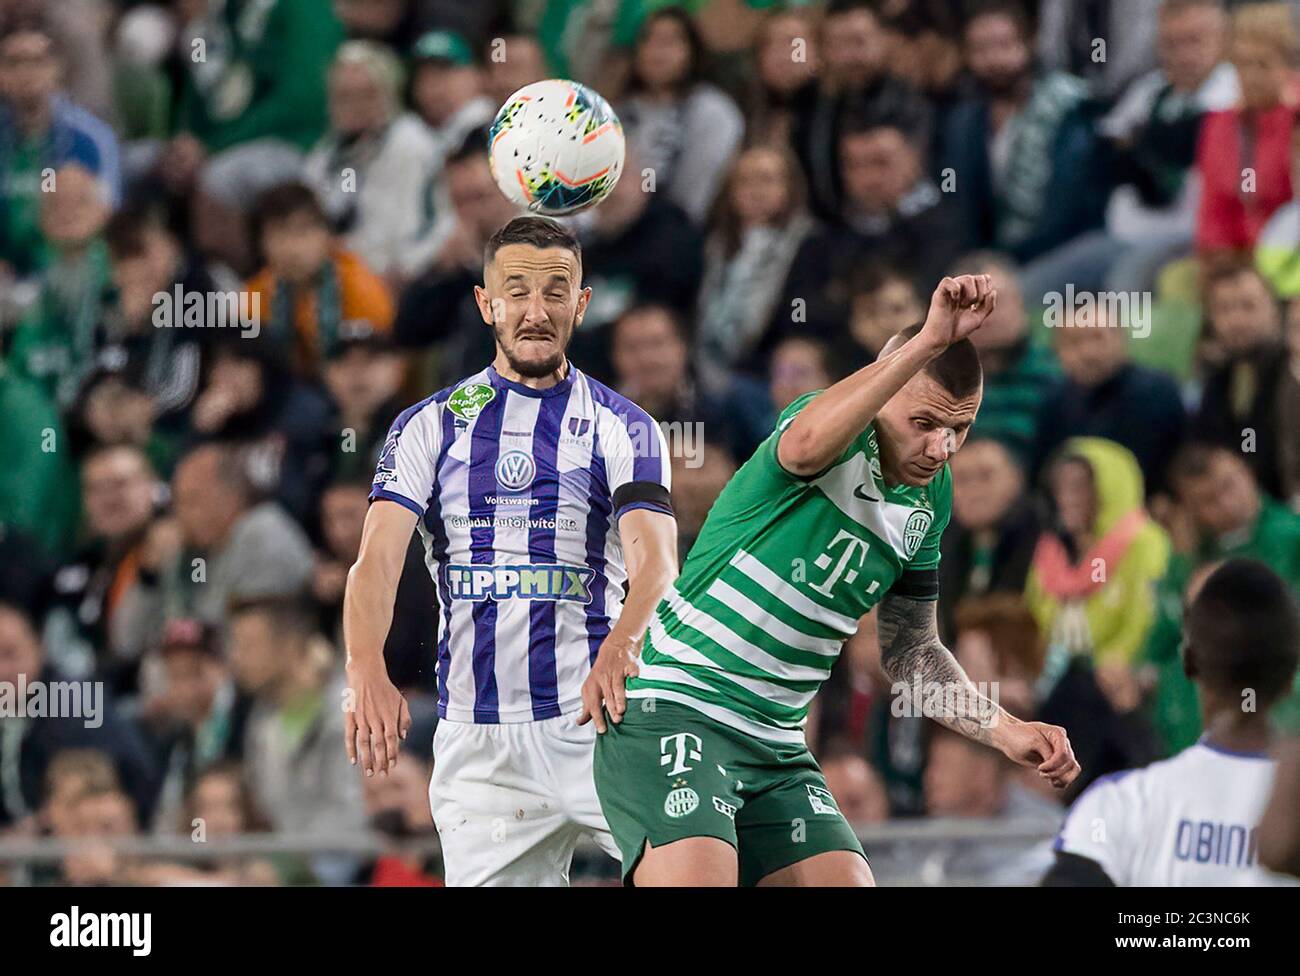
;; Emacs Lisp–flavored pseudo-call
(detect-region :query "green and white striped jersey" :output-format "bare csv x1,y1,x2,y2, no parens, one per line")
626,391,951,743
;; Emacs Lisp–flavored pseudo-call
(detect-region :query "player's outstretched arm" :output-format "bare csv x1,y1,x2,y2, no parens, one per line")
777,275,996,477
342,500,415,776
876,592,1081,790
578,508,678,733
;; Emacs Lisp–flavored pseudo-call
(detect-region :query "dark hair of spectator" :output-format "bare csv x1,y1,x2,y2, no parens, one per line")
1184,558,1300,704
775,333,837,381
963,0,1034,40
484,215,582,269
624,5,711,97
614,303,690,345
825,0,884,21
250,181,330,246
892,323,983,398
709,142,808,256
183,760,272,834
105,205,169,261
841,96,931,151
1167,440,1248,492
850,261,924,302
444,126,490,169
226,593,317,639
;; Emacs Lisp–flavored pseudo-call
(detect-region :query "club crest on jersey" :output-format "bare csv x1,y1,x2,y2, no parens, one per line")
904,510,932,558
567,417,591,437
495,450,535,491
445,563,594,603
447,383,496,421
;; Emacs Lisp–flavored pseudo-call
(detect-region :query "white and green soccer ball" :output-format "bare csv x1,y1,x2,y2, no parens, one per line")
488,79,625,216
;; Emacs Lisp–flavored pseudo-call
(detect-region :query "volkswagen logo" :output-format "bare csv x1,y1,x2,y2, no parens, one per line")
495,450,536,491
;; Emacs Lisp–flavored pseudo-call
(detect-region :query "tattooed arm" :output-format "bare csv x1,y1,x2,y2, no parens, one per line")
876,591,1082,789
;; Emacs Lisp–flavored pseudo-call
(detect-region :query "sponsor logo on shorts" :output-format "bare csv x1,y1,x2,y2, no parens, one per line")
806,784,840,816
664,787,699,818
712,797,737,819
445,563,594,602
660,732,703,775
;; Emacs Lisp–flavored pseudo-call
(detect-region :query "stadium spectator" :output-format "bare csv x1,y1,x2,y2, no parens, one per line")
610,304,772,466
188,336,334,524
842,263,925,368
819,748,889,825
97,205,225,431
392,135,518,385
768,335,833,414
112,443,315,659
835,104,970,292
1026,438,1171,707
303,41,442,281
569,145,704,379
172,762,281,884
1195,264,1288,498
138,618,249,836
1195,2,1296,259
56,782,142,885
228,595,364,883
0,357,79,560
42,445,162,691
243,181,394,381
164,0,343,272
668,440,737,564
482,32,549,110
359,743,440,886
947,252,1060,465
940,438,1043,643
1035,306,1188,494
1032,0,1240,297
0,20,121,278
743,6,819,146
787,0,928,221
0,601,158,832
6,163,114,408
407,30,493,157
1036,0,1160,102
1281,295,1300,508
617,6,744,225
942,1,1105,274
1256,121,1300,297
696,144,818,385
1167,442,1300,587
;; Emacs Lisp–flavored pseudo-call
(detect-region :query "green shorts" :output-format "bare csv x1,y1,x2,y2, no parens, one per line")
593,698,866,886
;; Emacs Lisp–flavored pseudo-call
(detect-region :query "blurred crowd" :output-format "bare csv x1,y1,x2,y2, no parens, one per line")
1,0,1300,886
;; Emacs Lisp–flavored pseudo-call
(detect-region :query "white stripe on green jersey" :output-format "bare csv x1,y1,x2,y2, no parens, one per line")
626,391,952,742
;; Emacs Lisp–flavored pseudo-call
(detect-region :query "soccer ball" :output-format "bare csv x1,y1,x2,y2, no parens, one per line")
488,79,625,216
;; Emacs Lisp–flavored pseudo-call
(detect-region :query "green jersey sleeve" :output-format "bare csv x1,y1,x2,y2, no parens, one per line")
765,390,868,482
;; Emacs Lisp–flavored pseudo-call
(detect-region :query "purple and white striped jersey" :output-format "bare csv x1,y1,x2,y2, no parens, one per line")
369,365,673,723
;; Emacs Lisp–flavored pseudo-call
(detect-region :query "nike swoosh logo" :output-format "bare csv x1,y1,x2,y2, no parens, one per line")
853,483,880,502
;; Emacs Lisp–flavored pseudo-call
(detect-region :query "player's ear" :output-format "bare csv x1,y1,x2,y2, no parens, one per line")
574,285,592,327
473,285,497,327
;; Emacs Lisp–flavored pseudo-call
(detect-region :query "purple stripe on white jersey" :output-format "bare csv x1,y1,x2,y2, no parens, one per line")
467,391,505,722
525,388,571,719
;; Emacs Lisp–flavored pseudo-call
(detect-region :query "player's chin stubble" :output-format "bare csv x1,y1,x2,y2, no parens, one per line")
496,320,574,378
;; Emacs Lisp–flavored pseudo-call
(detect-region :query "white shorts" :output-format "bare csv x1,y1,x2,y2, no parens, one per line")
429,712,620,886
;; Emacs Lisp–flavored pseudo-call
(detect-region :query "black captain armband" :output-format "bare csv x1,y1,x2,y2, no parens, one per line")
892,568,939,601
612,481,674,517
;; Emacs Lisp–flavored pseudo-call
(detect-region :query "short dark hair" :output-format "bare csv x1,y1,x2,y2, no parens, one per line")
1168,441,1248,493
105,205,169,260
965,0,1033,40
1184,559,1300,705
227,593,316,640
890,324,983,399
251,181,330,242
484,215,582,270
